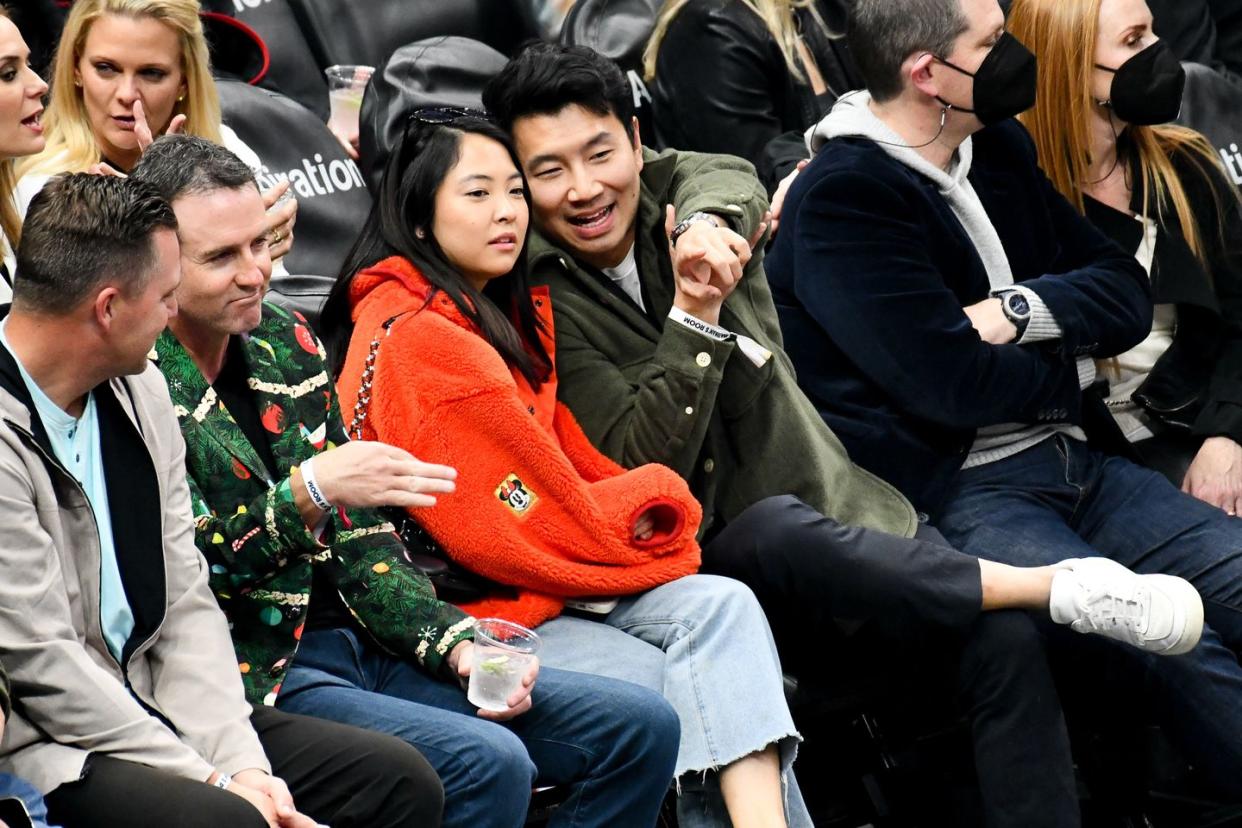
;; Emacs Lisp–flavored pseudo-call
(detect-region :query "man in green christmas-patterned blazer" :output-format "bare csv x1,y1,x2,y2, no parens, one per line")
134,135,681,828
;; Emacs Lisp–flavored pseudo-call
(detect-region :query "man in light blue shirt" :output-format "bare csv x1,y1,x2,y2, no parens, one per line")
0,322,133,663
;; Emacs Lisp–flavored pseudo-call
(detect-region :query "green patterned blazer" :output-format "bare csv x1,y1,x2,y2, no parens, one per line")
154,303,474,704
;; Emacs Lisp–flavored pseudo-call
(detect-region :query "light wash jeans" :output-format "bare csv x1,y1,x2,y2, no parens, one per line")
536,574,810,828
0,774,55,828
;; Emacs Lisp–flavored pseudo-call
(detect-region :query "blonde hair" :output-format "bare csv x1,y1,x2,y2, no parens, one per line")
1009,0,1227,266
20,0,221,178
644,0,828,83
0,4,22,252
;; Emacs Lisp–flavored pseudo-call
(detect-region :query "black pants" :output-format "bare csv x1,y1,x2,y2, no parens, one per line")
43,705,443,828
702,495,1078,828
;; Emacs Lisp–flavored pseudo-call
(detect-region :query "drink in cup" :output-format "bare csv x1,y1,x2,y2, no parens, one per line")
467,618,540,712
324,65,375,145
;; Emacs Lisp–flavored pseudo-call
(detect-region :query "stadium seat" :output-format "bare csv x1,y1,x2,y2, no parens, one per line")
558,0,661,146
202,0,330,119
358,36,508,191
284,0,539,74
1176,61,1242,193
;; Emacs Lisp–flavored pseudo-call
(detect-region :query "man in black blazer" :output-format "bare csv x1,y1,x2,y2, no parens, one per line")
767,0,1242,806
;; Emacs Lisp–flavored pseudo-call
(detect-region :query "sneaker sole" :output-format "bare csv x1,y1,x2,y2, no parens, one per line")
1147,574,1204,656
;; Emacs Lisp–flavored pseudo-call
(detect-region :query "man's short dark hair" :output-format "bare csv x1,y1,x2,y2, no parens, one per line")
129,134,258,203
483,42,636,138
15,174,178,315
848,0,970,102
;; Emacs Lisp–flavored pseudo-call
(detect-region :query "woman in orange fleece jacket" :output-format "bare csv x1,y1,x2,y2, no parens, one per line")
321,111,808,828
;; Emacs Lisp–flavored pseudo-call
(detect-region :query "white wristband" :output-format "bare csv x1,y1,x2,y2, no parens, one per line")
213,773,232,791
667,307,773,368
299,457,332,512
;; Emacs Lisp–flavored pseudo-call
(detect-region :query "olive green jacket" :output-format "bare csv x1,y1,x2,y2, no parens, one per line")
529,147,917,538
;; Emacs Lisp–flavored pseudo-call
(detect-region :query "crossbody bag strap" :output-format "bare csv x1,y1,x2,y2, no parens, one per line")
347,312,411,441
342,310,510,604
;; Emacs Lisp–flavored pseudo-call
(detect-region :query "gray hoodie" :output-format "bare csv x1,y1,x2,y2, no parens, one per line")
806,90,1018,289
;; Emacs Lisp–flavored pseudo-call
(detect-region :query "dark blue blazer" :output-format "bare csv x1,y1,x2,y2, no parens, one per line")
766,119,1153,515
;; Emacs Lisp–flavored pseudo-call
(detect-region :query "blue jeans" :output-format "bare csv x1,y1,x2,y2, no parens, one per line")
0,774,55,828
937,434,1242,797
535,574,810,828
275,627,680,828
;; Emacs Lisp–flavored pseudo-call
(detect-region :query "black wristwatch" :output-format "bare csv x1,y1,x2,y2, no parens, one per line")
670,212,720,247
995,289,1031,339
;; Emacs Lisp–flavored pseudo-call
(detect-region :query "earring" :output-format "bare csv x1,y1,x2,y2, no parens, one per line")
415,228,425,239
176,94,185,102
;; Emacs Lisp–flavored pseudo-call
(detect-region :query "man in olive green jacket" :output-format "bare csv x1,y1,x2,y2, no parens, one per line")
482,42,1209,827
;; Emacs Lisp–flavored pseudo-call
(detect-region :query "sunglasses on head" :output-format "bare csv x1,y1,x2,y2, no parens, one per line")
406,106,490,125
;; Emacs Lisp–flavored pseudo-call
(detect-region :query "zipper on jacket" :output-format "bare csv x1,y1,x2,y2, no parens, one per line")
6,417,168,676
1132,391,1200,416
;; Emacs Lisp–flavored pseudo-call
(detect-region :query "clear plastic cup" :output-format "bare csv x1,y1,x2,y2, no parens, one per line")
467,618,540,712
323,65,375,144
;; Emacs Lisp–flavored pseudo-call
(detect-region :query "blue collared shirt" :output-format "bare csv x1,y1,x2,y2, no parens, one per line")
0,319,134,662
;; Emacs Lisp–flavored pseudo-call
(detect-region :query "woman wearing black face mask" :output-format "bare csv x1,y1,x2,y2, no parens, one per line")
1012,0,1242,516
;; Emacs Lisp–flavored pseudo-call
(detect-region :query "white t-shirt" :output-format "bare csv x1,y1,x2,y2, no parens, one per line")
1105,214,1177,442
602,244,644,311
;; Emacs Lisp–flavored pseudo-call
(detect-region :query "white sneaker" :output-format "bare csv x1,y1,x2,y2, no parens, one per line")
1048,557,1204,656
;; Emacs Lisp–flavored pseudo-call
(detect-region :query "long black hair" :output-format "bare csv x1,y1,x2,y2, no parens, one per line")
320,113,552,388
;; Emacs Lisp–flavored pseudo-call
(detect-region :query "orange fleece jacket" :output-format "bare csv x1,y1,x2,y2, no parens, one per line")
338,256,702,627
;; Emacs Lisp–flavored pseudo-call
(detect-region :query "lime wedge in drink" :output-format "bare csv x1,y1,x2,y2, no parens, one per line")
480,655,511,675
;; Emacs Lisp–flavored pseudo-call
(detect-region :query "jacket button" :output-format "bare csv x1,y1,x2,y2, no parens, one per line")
534,299,543,307
704,458,715,473
684,406,694,415
695,352,712,368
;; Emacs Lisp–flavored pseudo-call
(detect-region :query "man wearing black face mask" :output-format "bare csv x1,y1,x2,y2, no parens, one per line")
767,0,1242,806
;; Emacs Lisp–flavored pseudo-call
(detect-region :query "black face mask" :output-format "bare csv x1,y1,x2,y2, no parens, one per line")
935,32,1038,126
1095,40,1185,126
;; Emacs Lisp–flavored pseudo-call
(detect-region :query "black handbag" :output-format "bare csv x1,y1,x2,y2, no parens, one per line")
349,312,511,605
382,505,507,605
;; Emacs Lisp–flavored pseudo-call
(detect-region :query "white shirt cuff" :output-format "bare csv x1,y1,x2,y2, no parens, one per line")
668,306,731,342
667,306,773,368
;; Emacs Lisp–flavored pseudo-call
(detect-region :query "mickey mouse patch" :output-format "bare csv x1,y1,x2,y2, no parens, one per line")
496,474,538,516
